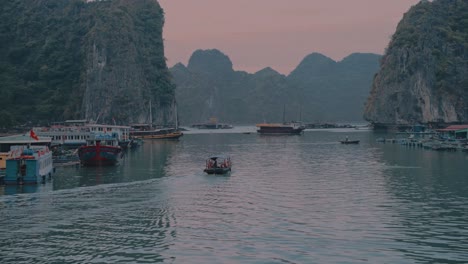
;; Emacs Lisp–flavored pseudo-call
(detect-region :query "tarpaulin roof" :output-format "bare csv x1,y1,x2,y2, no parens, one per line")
436,125,468,132
208,155,230,160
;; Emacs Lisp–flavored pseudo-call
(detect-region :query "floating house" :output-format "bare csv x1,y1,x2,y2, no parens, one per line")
436,125,468,139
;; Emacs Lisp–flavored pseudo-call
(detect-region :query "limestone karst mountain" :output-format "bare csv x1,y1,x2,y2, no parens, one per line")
0,0,175,127
364,0,468,127
173,49,381,124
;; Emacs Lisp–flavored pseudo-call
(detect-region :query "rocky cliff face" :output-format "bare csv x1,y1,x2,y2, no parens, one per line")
364,0,468,126
0,0,175,127
82,0,175,125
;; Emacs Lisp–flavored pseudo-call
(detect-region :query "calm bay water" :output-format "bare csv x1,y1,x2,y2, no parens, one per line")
1,127,468,263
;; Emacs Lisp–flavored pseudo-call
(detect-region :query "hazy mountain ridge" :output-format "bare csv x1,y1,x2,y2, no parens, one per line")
364,0,468,126
173,49,381,124
0,0,175,127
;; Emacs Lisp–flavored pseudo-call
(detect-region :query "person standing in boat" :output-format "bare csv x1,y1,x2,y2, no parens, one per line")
345,136,349,142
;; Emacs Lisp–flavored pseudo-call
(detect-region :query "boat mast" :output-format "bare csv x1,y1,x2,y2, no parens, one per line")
149,99,153,129
282,104,286,124
299,104,302,122
175,100,178,130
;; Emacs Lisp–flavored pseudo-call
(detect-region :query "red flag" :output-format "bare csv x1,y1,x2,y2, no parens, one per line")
30,130,39,141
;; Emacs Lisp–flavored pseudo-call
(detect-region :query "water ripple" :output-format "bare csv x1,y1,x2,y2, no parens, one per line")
1,131,468,263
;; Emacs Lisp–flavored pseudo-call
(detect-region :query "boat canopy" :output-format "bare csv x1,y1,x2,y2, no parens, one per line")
256,123,283,127
208,155,230,160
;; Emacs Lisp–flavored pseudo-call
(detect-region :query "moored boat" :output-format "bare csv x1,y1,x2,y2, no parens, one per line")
256,122,305,135
204,155,232,174
143,130,183,139
34,120,131,148
0,133,53,184
0,147,23,179
340,140,360,144
192,123,233,129
4,146,54,185
191,117,233,129
130,126,183,140
130,99,183,140
78,134,122,166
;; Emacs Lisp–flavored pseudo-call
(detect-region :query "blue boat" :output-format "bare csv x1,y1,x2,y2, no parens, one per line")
4,146,54,185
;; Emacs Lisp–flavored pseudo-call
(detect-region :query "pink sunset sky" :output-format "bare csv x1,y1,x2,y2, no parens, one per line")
158,0,420,75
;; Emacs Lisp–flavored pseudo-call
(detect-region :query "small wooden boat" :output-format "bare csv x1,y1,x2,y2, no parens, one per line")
204,155,232,174
340,140,360,144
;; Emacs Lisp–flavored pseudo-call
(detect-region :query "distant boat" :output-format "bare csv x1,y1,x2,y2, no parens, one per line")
192,123,233,129
340,140,360,144
130,126,183,140
354,124,373,130
256,122,305,135
256,104,305,135
78,134,122,166
130,100,183,140
204,155,232,175
192,117,233,129
305,123,354,129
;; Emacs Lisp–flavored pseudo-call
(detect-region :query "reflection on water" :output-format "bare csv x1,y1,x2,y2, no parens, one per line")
1,184,41,196
373,138,468,263
1,129,468,263
50,140,178,192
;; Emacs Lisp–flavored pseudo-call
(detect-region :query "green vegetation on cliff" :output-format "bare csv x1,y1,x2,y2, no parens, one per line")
0,0,86,126
0,0,175,127
364,0,468,125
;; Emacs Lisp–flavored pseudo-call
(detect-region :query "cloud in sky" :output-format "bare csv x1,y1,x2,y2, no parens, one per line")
159,0,420,74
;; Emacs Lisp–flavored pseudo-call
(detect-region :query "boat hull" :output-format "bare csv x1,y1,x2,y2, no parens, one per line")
4,148,54,185
257,127,305,135
131,130,183,140
340,140,360,144
204,167,231,174
192,124,233,129
140,132,183,140
78,145,122,166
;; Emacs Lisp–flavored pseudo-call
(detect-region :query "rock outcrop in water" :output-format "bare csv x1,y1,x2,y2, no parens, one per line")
364,0,468,127
0,0,175,127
